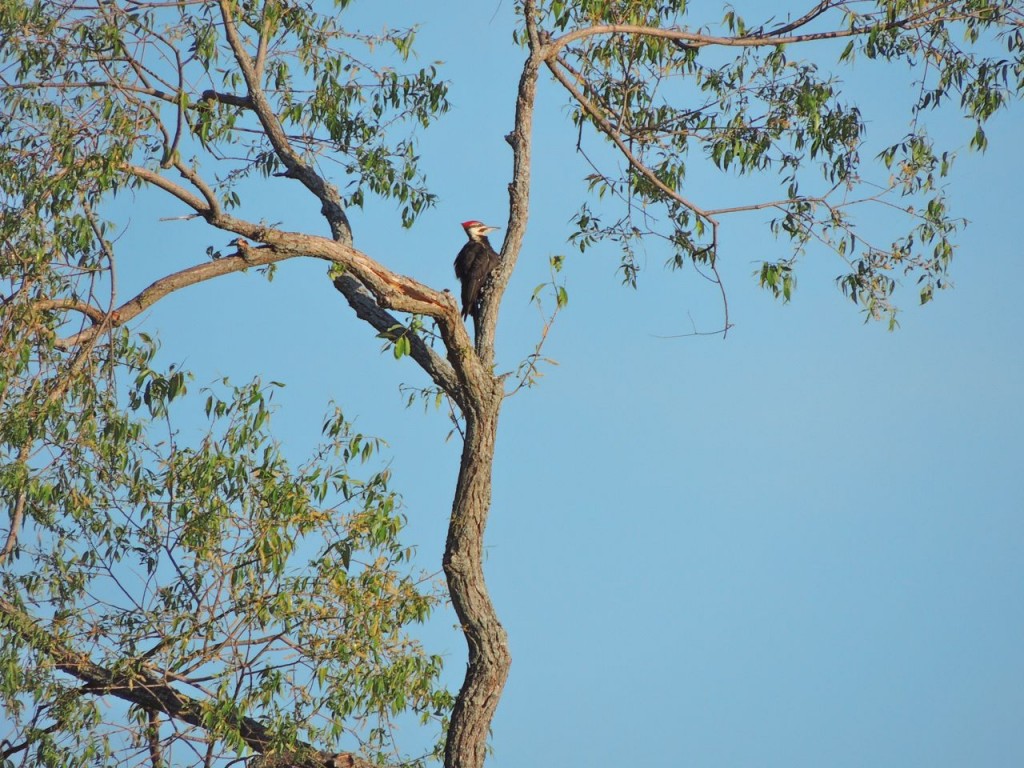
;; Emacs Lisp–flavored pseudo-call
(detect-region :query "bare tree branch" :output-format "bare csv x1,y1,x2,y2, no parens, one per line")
332,274,461,402
125,165,210,214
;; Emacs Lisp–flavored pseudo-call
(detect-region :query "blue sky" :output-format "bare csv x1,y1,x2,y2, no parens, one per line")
98,3,1023,767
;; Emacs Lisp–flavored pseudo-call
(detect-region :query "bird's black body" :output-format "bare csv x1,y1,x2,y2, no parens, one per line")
454,221,500,321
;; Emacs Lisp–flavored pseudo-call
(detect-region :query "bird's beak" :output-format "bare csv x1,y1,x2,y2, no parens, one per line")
485,225,501,234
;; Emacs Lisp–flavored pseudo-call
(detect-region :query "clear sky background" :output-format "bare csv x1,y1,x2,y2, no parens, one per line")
96,2,1023,767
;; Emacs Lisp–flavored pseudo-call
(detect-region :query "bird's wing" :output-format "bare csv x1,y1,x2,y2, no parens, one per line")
454,242,474,280
481,247,500,278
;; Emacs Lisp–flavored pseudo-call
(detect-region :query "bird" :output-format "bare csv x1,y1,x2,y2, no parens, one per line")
454,220,501,321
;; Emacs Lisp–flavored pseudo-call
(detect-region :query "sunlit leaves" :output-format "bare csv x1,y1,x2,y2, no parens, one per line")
377,317,425,360
514,255,568,393
529,255,569,310
758,261,797,302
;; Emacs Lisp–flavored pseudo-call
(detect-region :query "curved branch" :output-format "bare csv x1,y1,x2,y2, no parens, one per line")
172,158,221,218
238,229,458,319
33,298,108,325
124,162,475,403
125,164,210,213
54,248,295,349
763,0,840,37
163,47,186,169
51,224,470,408
541,4,980,59
123,161,459,316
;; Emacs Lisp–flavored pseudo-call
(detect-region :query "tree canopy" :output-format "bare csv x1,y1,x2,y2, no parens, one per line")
1,2,1022,768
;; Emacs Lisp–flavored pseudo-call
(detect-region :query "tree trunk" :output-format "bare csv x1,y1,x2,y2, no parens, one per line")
442,382,510,768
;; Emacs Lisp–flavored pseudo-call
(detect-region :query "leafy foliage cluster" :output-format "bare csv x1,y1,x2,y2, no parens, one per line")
0,289,450,765
1,2,1022,768
542,0,1023,326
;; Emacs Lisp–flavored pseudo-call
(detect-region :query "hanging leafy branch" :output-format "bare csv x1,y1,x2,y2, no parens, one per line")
534,0,1023,326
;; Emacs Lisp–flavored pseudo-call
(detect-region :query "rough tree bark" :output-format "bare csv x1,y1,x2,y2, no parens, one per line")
433,8,542,768
442,394,507,768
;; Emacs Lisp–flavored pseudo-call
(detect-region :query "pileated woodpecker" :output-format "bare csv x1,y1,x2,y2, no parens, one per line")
454,220,500,321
